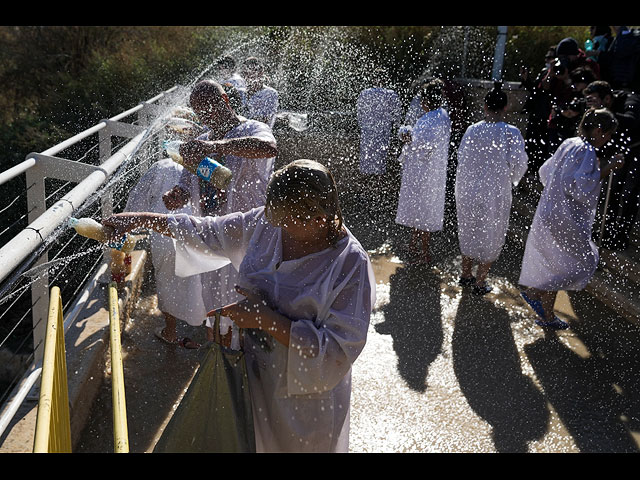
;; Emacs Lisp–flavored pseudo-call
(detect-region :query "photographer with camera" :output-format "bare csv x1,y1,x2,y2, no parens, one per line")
547,67,595,152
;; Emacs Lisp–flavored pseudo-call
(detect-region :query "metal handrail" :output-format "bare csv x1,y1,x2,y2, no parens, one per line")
0,85,183,443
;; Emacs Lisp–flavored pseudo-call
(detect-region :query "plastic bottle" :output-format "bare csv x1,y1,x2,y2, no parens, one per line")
69,217,136,283
585,38,594,53
171,105,199,123
163,140,233,190
69,217,136,252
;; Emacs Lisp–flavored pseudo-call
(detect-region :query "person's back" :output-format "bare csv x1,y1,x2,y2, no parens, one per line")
357,86,402,175
599,27,640,90
456,121,525,200
357,87,402,130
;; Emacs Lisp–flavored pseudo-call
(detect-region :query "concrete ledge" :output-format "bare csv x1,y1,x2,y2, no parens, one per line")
0,249,147,453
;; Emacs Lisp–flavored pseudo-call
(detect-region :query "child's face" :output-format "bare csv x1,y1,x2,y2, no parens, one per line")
276,212,329,244
590,127,614,148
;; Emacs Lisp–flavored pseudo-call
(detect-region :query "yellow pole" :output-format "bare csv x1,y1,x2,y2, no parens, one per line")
108,282,129,453
33,286,71,453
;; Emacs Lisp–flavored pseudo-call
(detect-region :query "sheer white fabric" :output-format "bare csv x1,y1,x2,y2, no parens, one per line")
519,137,603,290
124,159,207,324
168,207,375,452
357,87,402,174
174,119,277,333
455,121,528,263
395,107,451,232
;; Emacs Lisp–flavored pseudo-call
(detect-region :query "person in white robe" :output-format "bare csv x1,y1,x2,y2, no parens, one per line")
103,159,375,453
519,108,624,329
124,159,207,348
356,72,403,175
395,78,451,264
238,56,279,128
455,82,529,295
162,80,278,346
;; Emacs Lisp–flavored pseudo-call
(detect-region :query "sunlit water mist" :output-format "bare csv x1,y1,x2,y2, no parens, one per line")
1,25,505,336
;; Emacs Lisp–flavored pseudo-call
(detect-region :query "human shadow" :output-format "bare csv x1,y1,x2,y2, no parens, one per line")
524,290,640,453
451,290,549,453
375,264,443,392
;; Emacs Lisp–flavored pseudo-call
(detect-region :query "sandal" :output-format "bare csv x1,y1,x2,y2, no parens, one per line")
155,327,179,345
179,337,201,350
520,291,546,319
520,292,570,330
458,276,476,287
472,283,492,296
535,317,570,330
155,327,201,349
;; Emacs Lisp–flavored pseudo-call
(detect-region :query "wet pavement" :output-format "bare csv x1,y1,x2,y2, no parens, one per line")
74,180,640,453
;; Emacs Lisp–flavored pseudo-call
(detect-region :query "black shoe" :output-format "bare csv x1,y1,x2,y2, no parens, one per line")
458,276,476,287
472,284,493,296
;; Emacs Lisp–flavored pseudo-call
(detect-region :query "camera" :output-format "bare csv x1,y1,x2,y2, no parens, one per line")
552,58,568,75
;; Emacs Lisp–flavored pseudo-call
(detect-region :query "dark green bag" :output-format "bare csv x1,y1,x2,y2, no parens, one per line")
153,313,255,453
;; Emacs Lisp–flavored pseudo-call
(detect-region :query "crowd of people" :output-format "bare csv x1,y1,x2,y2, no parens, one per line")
355,28,634,331
519,28,640,251
100,28,638,452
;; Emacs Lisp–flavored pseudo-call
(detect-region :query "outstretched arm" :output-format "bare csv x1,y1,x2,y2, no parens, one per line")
103,212,172,239
181,136,277,163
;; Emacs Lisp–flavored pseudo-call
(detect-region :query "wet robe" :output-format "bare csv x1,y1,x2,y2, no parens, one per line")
124,159,207,325
176,118,277,335
519,137,603,291
240,86,279,128
168,206,375,453
455,121,528,263
395,107,451,232
357,87,402,174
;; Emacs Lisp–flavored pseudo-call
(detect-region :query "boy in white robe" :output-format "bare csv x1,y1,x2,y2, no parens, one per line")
124,159,207,348
395,78,451,264
455,82,528,295
519,108,624,329
103,159,375,453
238,56,279,128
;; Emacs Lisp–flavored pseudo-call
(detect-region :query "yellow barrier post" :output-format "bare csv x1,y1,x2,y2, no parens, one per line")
108,281,129,453
33,286,72,453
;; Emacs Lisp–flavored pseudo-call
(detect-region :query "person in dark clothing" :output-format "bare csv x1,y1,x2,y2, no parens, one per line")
554,37,601,80
520,47,557,173
583,80,640,250
547,67,594,153
585,26,613,61
598,26,640,92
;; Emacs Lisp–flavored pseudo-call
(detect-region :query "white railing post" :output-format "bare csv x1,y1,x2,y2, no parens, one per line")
25,162,48,362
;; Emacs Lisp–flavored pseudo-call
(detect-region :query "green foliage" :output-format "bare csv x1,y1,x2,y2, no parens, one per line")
0,26,233,168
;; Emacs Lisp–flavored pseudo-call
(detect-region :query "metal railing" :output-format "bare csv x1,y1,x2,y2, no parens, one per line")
0,85,188,442
32,286,71,453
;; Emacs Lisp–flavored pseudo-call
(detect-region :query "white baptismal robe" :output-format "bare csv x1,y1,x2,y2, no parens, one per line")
124,159,207,325
176,119,277,333
168,207,375,453
455,121,528,263
357,87,402,174
519,137,603,291
395,107,451,232
240,86,279,128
